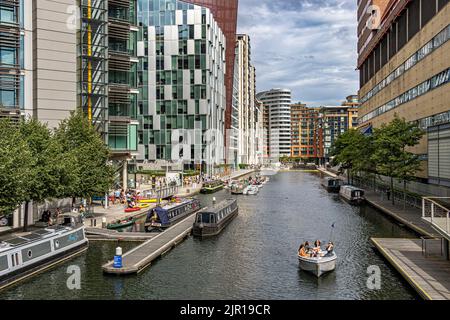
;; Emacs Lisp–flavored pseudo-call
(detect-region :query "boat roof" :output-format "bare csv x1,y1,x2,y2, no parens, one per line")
341,185,364,191
158,198,196,211
197,199,236,214
0,226,71,253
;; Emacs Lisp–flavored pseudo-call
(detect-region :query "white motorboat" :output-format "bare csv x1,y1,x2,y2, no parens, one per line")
298,251,337,277
245,185,259,195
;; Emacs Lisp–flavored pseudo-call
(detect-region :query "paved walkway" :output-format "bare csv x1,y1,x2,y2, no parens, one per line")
318,167,438,238
372,238,450,300
365,191,439,238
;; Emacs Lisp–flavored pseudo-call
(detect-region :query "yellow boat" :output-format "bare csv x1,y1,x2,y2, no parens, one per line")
136,203,151,208
138,199,159,204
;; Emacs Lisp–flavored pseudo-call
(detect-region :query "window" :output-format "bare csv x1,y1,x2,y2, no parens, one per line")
0,6,15,23
0,47,16,65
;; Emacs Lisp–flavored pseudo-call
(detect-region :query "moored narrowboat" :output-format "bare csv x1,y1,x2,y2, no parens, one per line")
200,180,224,194
193,199,238,237
0,213,88,291
145,198,201,231
339,185,365,205
321,177,343,193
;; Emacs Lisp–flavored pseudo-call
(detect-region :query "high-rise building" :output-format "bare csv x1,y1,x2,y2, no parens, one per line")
182,0,238,150
257,88,292,162
233,34,260,165
290,104,322,161
357,0,449,185
136,0,227,175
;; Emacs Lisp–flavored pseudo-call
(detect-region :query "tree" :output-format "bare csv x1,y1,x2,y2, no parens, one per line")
18,118,79,230
54,110,114,202
330,129,374,184
0,119,34,218
371,115,424,205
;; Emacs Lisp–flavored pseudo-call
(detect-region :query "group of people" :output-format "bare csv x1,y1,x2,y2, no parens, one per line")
298,240,334,258
40,208,62,225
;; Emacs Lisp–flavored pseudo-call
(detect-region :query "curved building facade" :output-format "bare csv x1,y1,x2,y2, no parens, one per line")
257,88,292,161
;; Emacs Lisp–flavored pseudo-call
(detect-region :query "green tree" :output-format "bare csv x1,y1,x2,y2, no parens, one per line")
54,110,114,203
371,116,424,205
18,118,79,230
330,129,374,184
0,119,34,218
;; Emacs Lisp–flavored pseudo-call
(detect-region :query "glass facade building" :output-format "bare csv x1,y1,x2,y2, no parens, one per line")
136,0,226,173
0,0,23,121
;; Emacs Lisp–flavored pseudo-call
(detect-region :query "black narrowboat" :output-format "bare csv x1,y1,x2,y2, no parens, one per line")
321,177,343,193
192,199,238,237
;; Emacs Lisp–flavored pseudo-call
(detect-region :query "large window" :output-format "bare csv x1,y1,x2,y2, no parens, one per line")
0,6,15,24
0,46,16,65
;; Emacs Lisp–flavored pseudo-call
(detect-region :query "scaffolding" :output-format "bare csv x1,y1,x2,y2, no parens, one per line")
79,0,108,135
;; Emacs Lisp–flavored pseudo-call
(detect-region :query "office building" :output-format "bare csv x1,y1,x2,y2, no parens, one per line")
135,0,227,175
357,0,450,185
290,104,322,161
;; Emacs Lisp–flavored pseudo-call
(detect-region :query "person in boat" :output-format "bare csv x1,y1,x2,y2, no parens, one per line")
324,242,334,257
312,240,322,257
298,244,309,257
304,241,312,255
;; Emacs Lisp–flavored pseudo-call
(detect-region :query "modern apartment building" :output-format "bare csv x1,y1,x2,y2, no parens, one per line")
290,103,322,161
135,0,227,175
357,0,450,185
319,103,359,162
233,34,261,165
257,88,292,162
183,0,238,149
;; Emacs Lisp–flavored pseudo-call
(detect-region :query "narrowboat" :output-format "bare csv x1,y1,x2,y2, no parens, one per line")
0,213,88,291
200,180,224,194
321,177,342,193
339,185,365,205
145,198,201,231
192,199,238,237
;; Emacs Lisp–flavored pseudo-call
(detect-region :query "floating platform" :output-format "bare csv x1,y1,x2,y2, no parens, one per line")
85,228,155,241
372,238,450,300
102,214,196,275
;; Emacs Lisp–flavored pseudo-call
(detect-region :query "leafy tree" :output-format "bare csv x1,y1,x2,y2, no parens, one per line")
330,129,374,184
54,110,114,202
18,118,79,230
0,119,34,218
371,115,424,205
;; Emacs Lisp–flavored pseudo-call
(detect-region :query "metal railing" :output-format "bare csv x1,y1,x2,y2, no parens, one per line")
422,197,450,236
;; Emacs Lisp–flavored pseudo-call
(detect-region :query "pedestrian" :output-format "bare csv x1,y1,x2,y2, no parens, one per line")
386,187,391,201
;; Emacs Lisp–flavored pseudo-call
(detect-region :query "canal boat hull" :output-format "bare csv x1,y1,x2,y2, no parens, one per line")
298,252,337,277
193,207,238,238
200,185,224,194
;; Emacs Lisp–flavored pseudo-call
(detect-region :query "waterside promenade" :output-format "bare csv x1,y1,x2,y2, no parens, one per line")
317,167,449,300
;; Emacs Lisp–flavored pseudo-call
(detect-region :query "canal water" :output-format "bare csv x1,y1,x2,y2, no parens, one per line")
0,172,418,300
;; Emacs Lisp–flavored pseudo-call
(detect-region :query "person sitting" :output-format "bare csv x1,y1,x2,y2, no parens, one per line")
304,241,312,255
298,244,309,257
312,240,322,257
324,242,334,257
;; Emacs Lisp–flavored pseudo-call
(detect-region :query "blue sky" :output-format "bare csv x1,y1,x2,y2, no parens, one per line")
237,0,358,107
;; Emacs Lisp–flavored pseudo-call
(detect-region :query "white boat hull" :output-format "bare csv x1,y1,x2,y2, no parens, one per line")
298,253,337,277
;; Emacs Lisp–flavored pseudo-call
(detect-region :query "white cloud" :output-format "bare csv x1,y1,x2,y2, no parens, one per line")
237,0,359,106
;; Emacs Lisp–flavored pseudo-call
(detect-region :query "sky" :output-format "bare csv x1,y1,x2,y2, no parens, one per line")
237,0,359,107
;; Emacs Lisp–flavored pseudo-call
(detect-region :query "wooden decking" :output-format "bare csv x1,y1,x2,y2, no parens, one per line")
102,214,196,275
372,238,450,300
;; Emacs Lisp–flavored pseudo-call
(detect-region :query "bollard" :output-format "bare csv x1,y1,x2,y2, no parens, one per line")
113,247,123,269
102,217,107,228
